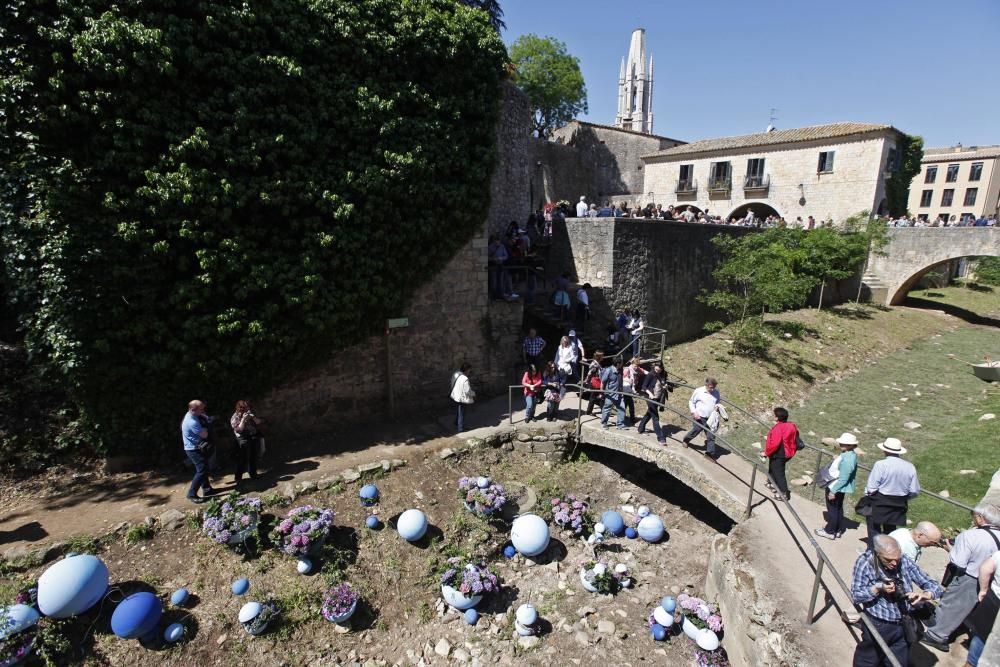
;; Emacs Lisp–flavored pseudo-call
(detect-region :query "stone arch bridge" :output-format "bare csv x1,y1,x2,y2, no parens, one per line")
863,227,999,305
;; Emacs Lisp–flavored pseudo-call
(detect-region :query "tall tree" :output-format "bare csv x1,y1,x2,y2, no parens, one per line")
460,0,505,32
509,34,587,138
885,134,923,217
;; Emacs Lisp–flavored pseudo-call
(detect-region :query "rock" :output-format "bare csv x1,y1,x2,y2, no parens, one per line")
517,636,540,650
959,470,977,475
939,490,950,498
216,633,228,645
791,478,810,487
751,442,761,449
2,544,35,563
800,475,813,484
597,620,616,635
618,492,632,502
158,509,187,531
299,480,318,494
333,623,350,634
316,477,333,490
341,469,361,483
821,437,838,447
807,431,816,437
902,421,921,430
767,631,783,658
438,448,456,460
358,461,383,474
577,606,597,618
573,631,590,646
980,414,996,421
621,505,635,514
280,481,297,500
390,458,406,469
434,639,451,658
516,433,532,442
453,648,471,663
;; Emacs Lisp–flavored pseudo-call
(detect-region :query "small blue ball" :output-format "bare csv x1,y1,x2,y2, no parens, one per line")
164,622,185,643
651,623,666,641
503,545,516,559
170,588,189,607
624,526,638,539
231,578,250,596
661,596,676,613
366,516,381,529
464,608,479,625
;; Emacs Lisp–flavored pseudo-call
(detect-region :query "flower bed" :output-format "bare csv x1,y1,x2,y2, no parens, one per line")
321,583,360,624
440,558,500,598
548,494,593,535
677,593,723,634
457,477,507,517
269,505,334,557
202,492,261,545
579,559,629,594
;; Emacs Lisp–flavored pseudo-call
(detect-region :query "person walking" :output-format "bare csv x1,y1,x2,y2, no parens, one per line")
851,534,943,667
628,310,645,359
567,330,585,383
583,351,605,416
230,399,264,485
521,363,543,423
760,407,798,501
182,400,215,504
920,503,1000,653
554,336,576,398
636,362,669,446
965,546,1000,667
522,328,546,370
599,357,626,430
621,357,645,425
450,363,475,432
682,377,721,461
541,361,561,422
814,433,859,539
863,437,919,548
575,283,591,332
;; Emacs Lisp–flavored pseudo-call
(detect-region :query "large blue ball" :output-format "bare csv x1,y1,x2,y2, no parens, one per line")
0,604,39,640
164,622,185,643
170,588,189,607
231,578,250,596
510,514,550,557
600,510,625,536
366,516,381,529
624,526,638,539
359,484,380,505
397,509,428,542
37,554,109,619
464,608,479,625
111,592,162,640
637,515,665,543
651,623,666,641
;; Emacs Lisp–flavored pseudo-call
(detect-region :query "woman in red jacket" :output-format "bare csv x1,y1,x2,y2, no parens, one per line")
761,406,798,501
522,363,544,423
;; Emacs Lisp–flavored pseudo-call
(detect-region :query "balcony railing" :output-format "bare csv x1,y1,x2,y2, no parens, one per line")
744,174,770,192
707,177,731,192
675,179,698,194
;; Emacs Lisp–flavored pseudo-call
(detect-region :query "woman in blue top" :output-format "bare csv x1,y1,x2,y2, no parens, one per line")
815,432,859,540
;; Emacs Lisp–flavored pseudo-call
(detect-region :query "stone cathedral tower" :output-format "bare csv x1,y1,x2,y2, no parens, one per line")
615,29,654,134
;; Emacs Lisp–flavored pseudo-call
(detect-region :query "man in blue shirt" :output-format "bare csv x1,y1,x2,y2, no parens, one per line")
599,358,626,430
864,438,919,548
851,534,943,666
182,400,215,504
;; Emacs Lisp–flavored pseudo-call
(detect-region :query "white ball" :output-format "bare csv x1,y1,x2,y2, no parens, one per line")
614,563,628,575
476,476,490,489
637,505,650,518
594,522,606,534
637,515,665,543
697,629,720,651
510,514,550,557
238,601,262,624
515,603,538,626
592,563,607,576
296,558,312,575
652,606,673,627
37,555,109,619
397,509,428,542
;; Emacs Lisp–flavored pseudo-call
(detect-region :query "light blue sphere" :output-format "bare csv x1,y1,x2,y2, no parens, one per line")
170,588,189,607
111,592,162,640
637,515,665,543
651,623,666,641
37,554,109,619
296,558,312,575
359,484,380,505
164,622,185,643
366,516,381,529
515,603,538,626
231,578,250,596
476,476,490,489
503,545,516,559
600,510,625,536
238,601,262,624
624,526,638,539
397,509,428,542
661,596,676,613
464,608,480,625
510,514,550,557
0,604,39,640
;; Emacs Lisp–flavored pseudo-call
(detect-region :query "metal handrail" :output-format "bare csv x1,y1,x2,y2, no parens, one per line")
743,174,771,189
708,177,731,191
502,382,904,665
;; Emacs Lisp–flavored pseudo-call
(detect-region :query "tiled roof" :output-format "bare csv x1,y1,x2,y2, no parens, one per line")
644,123,899,159
922,145,1000,161
562,120,686,145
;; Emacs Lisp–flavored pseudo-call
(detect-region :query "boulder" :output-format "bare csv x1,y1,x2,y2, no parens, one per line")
438,448,456,460
902,421,921,430
341,469,361,483
158,509,187,531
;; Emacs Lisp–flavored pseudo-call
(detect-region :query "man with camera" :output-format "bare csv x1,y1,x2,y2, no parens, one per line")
851,534,942,666
181,399,216,504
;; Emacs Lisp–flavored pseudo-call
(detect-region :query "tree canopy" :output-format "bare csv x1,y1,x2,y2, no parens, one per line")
509,34,587,138
460,0,505,32
0,0,508,457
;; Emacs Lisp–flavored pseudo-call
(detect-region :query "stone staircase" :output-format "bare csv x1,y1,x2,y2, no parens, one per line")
860,271,889,305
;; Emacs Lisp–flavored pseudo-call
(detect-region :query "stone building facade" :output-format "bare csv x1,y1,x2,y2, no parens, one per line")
642,123,905,224
907,144,1000,223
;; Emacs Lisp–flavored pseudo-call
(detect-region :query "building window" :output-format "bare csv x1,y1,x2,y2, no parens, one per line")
964,188,978,206
917,214,928,222
887,148,898,172
745,158,765,186
919,190,933,207
946,164,959,182
969,162,983,181
709,161,731,189
817,151,835,173
925,166,937,183
679,164,693,183
941,189,954,206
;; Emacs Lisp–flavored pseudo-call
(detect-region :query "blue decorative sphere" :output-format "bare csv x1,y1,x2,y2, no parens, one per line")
359,484,380,506
37,554,109,619
0,604,39,640
510,514,550,557
231,578,250,596
164,622,185,643
476,476,490,489
111,592,162,640
296,558,312,575
503,545,516,559
600,510,625,536
624,526,638,539
366,516,381,529
637,515,665,543
238,601,262,624
464,608,480,625
170,588,189,607
397,509,428,542
661,596,676,613
651,623,667,641
515,603,538,626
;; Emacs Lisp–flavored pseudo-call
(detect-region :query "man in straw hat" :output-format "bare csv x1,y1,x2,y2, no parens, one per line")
863,437,920,549
814,432,859,539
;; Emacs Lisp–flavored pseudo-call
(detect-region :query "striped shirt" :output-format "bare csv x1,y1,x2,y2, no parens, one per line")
851,551,943,622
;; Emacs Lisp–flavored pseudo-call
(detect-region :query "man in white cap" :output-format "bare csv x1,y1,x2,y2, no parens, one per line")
576,196,588,218
863,437,919,549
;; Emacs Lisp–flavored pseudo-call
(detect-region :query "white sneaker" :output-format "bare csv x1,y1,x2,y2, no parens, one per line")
814,528,835,540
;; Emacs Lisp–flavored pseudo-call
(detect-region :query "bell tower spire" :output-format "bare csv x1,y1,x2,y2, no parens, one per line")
614,28,654,134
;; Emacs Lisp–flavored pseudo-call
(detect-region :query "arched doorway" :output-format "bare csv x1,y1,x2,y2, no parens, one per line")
889,257,977,305
726,202,780,222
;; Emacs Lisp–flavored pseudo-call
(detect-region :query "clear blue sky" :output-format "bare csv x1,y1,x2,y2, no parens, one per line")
500,0,1000,147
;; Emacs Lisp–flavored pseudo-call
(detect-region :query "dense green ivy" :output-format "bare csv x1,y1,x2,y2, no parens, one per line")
0,0,507,455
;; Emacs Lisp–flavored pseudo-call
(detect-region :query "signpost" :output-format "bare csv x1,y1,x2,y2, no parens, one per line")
386,318,409,417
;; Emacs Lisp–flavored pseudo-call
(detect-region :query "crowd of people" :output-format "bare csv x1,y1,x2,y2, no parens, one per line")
570,195,830,229
884,213,997,227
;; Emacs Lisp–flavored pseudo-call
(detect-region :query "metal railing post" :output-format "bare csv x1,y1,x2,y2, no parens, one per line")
745,463,758,518
508,386,513,425
810,447,824,501
807,557,826,624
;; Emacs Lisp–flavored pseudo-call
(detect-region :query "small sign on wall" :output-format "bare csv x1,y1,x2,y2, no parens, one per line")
386,318,409,329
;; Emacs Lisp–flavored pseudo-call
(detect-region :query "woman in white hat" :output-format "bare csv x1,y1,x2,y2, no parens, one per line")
864,437,920,549
814,433,859,539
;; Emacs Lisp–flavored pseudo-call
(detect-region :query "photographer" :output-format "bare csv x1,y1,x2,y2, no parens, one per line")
230,400,264,485
181,400,216,504
851,534,942,666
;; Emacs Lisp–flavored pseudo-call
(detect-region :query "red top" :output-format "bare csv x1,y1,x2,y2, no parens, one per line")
522,371,543,396
765,421,798,459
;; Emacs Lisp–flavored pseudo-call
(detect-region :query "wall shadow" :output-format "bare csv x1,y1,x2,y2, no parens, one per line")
904,296,1000,327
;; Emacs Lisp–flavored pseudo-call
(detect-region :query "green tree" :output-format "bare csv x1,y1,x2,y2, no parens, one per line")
0,0,508,456
801,225,870,310
460,0,505,32
972,257,1000,286
509,34,587,138
885,135,923,217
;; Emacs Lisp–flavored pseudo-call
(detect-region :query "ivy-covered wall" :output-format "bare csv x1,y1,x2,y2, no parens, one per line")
0,0,508,455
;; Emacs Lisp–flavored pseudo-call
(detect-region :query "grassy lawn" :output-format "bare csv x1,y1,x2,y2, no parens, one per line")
908,282,1000,317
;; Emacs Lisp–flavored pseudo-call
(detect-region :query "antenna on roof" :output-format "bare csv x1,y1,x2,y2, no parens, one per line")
766,108,778,133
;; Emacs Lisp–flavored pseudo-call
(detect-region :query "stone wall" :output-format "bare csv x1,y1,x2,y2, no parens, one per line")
487,82,532,236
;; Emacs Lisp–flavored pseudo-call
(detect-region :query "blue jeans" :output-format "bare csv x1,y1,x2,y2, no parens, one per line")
601,394,625,427
631,335,641,358
969,635,985,667
637,399,664,442
525,394,538,421
455,401,466,432
683,417,716,455
186,449,211,499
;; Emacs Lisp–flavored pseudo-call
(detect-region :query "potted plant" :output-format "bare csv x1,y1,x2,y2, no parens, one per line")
202,492,261,546
695,647,731,667
579,559,629,594
269,505,335,557
439,558,500,610
457,477,508,517
549,494,594,536
321,583,360,625
677,593,723,648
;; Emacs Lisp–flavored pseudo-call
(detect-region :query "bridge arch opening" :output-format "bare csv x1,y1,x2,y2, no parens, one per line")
726,202,780,222
889,256,990,305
